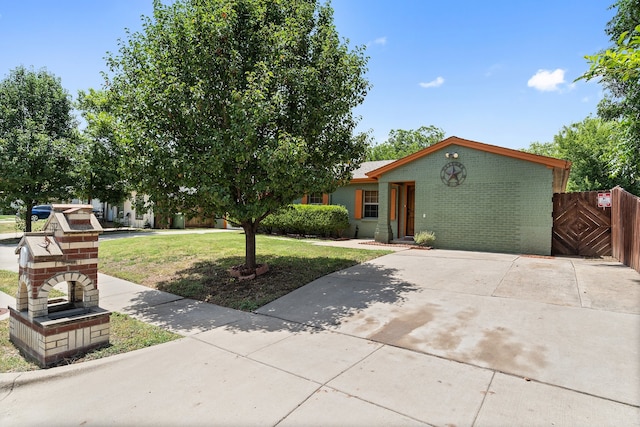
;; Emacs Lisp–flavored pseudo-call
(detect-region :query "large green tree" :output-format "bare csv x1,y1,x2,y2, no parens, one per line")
525,117,629,192
580,0,640,195
0,66,81,231
106,0,369,271
76,88,129,207
366,125,445,161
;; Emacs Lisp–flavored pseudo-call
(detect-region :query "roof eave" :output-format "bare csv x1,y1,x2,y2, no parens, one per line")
366,136,572,178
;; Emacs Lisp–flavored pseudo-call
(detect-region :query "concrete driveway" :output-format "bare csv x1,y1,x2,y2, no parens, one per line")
1,240,639,426
257,248,640,416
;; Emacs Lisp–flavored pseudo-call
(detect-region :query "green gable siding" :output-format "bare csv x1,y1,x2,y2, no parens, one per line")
377,144,554,254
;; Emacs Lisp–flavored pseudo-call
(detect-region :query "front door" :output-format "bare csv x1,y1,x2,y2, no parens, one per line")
406,185,415,236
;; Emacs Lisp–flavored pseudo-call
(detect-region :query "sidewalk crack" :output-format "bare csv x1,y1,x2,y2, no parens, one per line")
0,372,23,402
472,370,495,426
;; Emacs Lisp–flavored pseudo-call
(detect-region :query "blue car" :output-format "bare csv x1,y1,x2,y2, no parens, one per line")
31,205,52,221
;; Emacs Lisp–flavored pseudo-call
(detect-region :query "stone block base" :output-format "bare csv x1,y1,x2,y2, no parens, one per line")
9,307,110,367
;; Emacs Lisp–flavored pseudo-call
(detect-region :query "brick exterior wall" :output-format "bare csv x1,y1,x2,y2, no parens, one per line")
342,144,554,255
331,183,385,238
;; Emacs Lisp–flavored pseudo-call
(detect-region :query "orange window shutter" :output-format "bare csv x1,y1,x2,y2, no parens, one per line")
390,188,397,220
322,193,329,205
301,195,308,204
354,189,363,219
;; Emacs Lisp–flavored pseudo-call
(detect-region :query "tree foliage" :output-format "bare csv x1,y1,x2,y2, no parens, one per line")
76,88,129,206
579,0,640,195
525,117,633,193
366,125,445,161
105,0,369,270
0,66,80,231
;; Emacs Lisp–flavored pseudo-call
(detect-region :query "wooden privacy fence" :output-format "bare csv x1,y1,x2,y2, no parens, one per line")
611,186,640,273
552,191,612,257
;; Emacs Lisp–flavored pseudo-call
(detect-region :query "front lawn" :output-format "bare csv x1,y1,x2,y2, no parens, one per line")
99,232,391,311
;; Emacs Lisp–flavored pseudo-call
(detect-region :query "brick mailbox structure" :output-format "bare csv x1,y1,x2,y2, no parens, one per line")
9,204,110,367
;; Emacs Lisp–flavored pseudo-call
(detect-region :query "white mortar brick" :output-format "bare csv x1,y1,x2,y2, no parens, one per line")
92,323,109,334
26,261,57,269
46,332,68,342
66,213,90,221
75,329,84,347
91,334,109,345
68,330,76,349
47,345,69,356
67,241,98,250
45,340,58,350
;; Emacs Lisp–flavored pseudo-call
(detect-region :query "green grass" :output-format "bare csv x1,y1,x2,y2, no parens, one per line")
100,232,391,311
0,270,65,298
0,270,19,296
0,222,17,234
0,270,180,372
0,218,45,235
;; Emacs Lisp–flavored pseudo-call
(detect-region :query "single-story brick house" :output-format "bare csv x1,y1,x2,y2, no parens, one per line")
302,136,571,255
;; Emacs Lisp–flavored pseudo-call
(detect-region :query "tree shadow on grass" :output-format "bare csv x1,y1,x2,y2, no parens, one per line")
119,255,421,335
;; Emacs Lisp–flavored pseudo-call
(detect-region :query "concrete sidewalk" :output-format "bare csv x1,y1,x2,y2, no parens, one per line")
1,242,639,426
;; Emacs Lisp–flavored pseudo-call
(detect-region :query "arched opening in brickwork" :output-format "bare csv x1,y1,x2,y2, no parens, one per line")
15,275,29,312
38,272,98,318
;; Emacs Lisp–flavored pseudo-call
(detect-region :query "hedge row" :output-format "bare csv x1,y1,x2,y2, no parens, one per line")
260,204,349,237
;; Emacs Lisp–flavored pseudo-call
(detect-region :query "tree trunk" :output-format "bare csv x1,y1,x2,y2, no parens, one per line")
25,205,33,233
243,221,257,272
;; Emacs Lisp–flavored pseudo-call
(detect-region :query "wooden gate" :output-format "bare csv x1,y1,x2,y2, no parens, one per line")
552,191,612,256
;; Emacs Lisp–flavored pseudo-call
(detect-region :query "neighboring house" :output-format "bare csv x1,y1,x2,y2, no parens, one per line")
84,194,228,230
76,193,155,229
302,136,571,256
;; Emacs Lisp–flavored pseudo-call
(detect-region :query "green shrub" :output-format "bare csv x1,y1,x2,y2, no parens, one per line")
261,204,349,237
414,230,436,246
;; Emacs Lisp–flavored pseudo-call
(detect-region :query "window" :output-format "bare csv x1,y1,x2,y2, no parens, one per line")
363,190,379,218
308,193,323,205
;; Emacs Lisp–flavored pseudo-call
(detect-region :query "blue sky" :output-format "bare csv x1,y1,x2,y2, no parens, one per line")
0,1,614,150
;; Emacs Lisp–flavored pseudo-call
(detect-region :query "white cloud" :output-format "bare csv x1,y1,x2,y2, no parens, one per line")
373,37,387,46
527,69,566,92
419,77,444,88
366,36,387,47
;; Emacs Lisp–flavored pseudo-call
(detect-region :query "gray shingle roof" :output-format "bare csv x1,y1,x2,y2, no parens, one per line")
352,160,395,179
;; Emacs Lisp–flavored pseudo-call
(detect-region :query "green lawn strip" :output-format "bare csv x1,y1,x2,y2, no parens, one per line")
99,232,391,311
0,215,14,220
0,222,17,234
0,270,65,298
0,219,45,234
0,271,180,373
